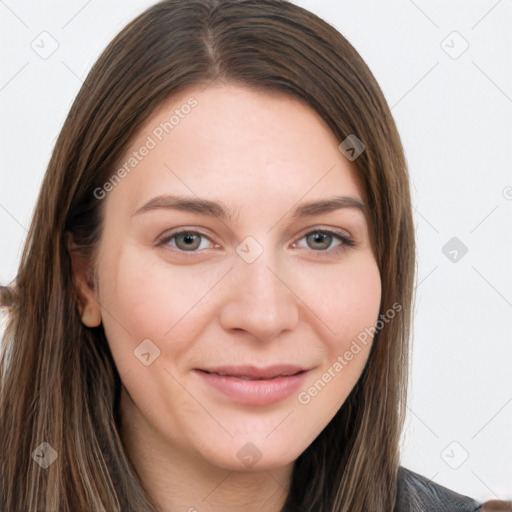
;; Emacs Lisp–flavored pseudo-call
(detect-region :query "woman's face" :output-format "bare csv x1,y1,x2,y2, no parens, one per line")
90,83,381,472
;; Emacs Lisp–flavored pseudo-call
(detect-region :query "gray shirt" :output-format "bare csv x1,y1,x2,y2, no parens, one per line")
395,466,482,511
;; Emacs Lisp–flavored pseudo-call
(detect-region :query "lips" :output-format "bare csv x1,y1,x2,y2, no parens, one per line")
194,364,310,406
196,364,307,380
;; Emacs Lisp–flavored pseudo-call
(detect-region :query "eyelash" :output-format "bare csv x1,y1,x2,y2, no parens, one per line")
156,228,356,257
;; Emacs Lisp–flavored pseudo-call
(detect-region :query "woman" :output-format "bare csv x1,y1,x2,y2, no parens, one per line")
0,0,492,510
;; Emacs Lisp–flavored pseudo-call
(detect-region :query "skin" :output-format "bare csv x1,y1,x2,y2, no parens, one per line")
72,83,382,512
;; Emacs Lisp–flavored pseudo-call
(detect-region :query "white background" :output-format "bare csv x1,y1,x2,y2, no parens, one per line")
1,0,511,504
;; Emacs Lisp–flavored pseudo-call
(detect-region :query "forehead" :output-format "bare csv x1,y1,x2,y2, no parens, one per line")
105,83,366,220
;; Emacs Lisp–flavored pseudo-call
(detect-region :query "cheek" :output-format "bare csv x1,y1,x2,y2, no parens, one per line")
296,253,382,343
293,256,381,423
98,237,380,378
96,243,226,371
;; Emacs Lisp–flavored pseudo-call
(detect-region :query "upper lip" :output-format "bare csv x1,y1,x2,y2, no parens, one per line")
196,364,307,380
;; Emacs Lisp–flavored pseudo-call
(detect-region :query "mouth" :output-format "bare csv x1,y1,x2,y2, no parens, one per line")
196,364,308,380
194,364,310,406
199,370,306,380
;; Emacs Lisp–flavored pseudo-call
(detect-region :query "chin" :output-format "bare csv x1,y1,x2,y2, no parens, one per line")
195,436,301,473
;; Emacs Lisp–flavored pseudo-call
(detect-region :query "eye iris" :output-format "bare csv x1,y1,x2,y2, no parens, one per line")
307,232,331,250
176,233,201,251
169,231,339,252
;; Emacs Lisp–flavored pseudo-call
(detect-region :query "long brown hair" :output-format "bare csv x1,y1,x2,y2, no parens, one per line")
0,1,416,510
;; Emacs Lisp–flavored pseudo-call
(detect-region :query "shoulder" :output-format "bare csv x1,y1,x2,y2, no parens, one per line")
395,466,482,512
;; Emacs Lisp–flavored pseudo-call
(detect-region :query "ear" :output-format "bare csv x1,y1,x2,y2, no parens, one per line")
66,232,102,328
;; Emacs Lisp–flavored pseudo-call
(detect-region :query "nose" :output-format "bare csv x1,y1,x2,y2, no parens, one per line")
219,246,300,342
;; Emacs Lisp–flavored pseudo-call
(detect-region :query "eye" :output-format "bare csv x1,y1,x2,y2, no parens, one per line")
158,230,217,252
292,229,355,254
156,227,356,256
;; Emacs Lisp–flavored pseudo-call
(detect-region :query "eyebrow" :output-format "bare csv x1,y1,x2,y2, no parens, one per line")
132,193,366,221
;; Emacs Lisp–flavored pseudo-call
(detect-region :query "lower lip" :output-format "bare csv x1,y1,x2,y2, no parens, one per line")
195,370,309,406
